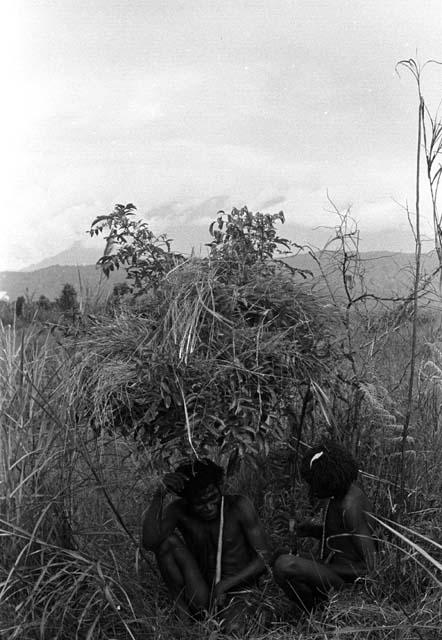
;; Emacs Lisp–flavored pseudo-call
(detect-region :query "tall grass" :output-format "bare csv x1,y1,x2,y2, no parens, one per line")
0,304,441,639
0,322,155,638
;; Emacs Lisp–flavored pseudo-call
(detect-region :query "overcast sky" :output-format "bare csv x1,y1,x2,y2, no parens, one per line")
2,0,442,270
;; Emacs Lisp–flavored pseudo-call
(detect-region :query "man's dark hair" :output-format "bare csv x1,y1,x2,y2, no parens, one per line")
175,458,224,501
300,440,359,497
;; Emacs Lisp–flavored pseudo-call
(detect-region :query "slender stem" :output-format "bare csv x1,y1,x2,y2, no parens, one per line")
400,95,424,509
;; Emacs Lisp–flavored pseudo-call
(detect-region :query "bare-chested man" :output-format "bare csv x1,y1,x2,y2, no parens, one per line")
141,458,269,625
272,441,376,612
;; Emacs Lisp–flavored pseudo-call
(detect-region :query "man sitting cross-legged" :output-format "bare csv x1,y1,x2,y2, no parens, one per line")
141,458,269,628
272,441,376,613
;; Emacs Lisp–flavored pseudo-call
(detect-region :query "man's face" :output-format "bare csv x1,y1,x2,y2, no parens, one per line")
189,484,222,521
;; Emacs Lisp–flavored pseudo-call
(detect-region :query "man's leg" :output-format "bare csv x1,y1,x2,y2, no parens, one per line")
273,554,345,611
155,534,209,617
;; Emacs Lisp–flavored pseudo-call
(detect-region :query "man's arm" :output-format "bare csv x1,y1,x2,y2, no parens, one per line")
141,483,182,551
215,496,269,597
343,502,377,571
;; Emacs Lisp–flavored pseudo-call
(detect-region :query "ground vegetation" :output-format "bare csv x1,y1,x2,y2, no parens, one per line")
1,59,441,639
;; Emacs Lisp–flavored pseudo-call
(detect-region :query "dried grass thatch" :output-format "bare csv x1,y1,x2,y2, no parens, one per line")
70,259,335,462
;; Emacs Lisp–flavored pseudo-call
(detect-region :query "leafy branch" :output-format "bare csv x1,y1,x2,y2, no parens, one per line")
89,203,184,292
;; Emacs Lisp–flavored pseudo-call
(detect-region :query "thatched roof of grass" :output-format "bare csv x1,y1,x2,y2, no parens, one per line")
71,258,335,463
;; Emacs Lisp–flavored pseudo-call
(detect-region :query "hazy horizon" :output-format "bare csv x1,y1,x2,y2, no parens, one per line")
3,1,442,270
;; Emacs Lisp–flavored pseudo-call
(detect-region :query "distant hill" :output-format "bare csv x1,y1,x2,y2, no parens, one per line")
22,241,102,272
286,250,440,297
286,250,437,286
0,264,125,302
1,250,440,303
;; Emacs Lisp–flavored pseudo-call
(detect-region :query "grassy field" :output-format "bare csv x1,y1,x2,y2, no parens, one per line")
0,267,441,639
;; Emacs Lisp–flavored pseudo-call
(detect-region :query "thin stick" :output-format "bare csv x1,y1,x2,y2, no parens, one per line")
215,496,225,584
176,377,199,459
400,64,424,510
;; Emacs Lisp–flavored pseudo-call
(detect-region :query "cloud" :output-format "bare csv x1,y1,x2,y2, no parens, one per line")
1,169,107,270
0,131,421,271
4,1,442,270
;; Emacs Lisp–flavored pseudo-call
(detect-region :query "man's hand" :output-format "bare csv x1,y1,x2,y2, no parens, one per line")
142,476,184,551
214,579,231,606
162,472,188,495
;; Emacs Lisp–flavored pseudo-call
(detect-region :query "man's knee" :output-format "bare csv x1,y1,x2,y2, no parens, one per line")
156,533,185,558
273,553,300,584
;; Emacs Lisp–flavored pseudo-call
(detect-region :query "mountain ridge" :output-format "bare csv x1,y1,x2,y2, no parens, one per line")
21,241,103,272
1,249,440,302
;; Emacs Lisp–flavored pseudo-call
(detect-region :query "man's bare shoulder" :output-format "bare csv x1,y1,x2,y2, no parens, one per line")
346,483,372,506
342,484,374,522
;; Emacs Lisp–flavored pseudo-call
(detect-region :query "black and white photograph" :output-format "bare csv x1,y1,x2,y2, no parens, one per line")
1,2,441,638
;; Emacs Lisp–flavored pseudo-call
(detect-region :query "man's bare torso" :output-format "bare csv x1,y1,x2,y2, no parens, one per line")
173,494,256,584
324,484,373,569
